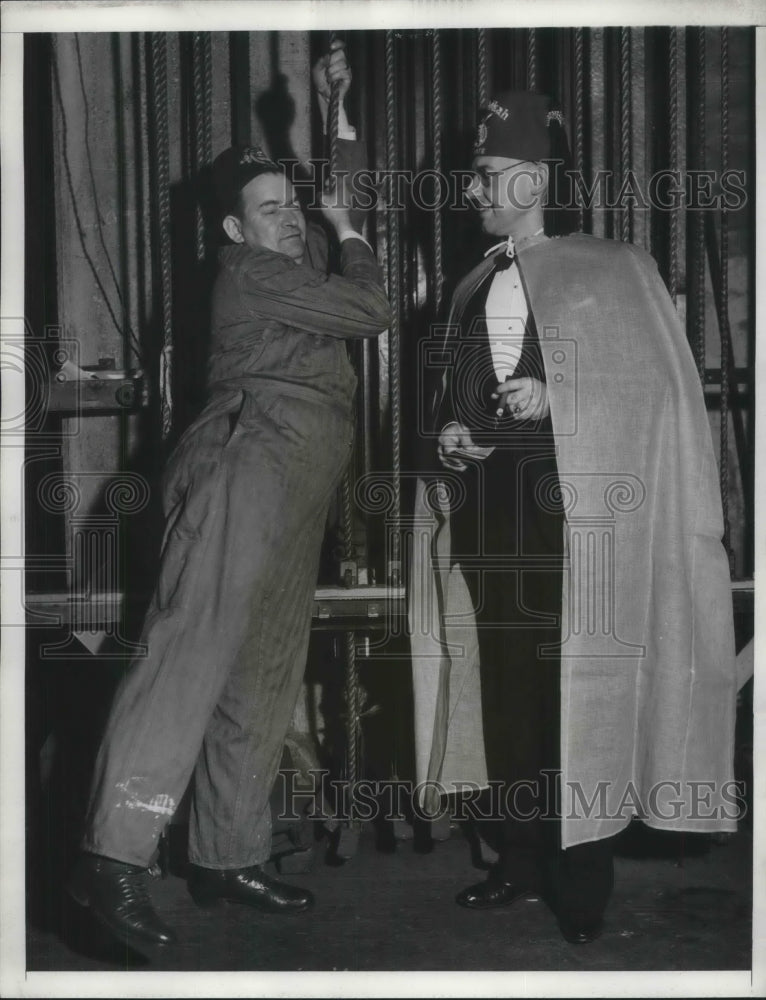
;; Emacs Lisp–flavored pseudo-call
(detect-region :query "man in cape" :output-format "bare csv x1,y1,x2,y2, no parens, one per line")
412,91,738,944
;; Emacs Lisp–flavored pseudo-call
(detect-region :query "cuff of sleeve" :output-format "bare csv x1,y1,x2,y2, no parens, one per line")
338,229,372,251
338,125,357,140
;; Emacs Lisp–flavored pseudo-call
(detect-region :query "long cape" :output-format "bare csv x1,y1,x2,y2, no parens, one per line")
408,233,738,847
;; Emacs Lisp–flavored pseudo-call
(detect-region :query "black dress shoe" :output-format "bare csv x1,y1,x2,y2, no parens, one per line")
456,876,531,909
67,853,176,946
188,864,314,913
558,914,605,944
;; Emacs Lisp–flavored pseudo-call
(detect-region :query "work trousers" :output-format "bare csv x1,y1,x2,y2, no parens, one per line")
451,429,614,921
82,386,353,869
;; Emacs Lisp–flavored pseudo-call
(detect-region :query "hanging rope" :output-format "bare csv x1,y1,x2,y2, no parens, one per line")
719,26,732,567
619,28,632,243
574,29,585,232
668,29,679,303
325,43,355,568
527,28,537,90
477,28,489,110
192,32,213,262
385,30,402,574
148,33,173,440
344,630,359,795
432,30,444,317
325,38,361,796
693,27,706,383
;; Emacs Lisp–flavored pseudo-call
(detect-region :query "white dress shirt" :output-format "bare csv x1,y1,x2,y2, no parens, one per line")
485,259,528,382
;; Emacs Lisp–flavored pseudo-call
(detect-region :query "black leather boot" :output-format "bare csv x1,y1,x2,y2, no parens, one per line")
188,864,314,912
67,853,176,946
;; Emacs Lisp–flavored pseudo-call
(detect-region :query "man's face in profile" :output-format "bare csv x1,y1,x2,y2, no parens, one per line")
225,173,307,262
469,155,546,236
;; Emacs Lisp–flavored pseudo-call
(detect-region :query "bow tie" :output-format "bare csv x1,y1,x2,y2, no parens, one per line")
493,252,515,272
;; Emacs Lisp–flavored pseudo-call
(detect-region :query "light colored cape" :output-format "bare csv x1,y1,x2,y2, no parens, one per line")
408,234,738,848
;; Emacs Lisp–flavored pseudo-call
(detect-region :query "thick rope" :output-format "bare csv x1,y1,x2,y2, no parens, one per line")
693,27,706,383
326,44,361,793
202,33,212,164
477,28,489,111
323,38,354,567
620,28,632,242
196,31,205,261
192,32,213,263
719,27,732,566
432,29,444,316
385,30,402,564
668,28,679,303
344,630,359,792
149,34,173,440
527,28,537,90
574,28,585,232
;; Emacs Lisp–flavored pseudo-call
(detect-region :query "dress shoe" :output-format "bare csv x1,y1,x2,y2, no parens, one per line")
558,913,605,944
456,876,531,910
188,864,314,913
67,853,176,946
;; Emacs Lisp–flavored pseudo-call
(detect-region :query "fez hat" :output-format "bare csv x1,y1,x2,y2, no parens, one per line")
212,145,283,215
474,91,565,161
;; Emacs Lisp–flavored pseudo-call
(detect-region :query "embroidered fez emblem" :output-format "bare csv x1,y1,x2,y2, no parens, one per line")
546,110,564,127
474,118,489,152
239,147,275,167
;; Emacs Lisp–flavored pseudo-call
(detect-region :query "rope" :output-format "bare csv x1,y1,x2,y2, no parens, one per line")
620,28,632,242
326,39,361,793
149,33,173,440
344,631,359,791
477,28,489,110
574,28,585,232
192,32,213,262
693,27,706,383
668,28,679,303
202,33,213,164
432,29,444,316
329,80,340,174
719,27,732,566
385,30,402,556
527,28,537,90
326,54,354,564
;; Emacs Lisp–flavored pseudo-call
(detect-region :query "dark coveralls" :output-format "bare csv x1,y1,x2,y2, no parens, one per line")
444,255,613,922
82,160,391,871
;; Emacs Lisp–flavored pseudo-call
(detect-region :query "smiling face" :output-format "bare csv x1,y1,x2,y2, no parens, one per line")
223,172,307,262
469,155,547,237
